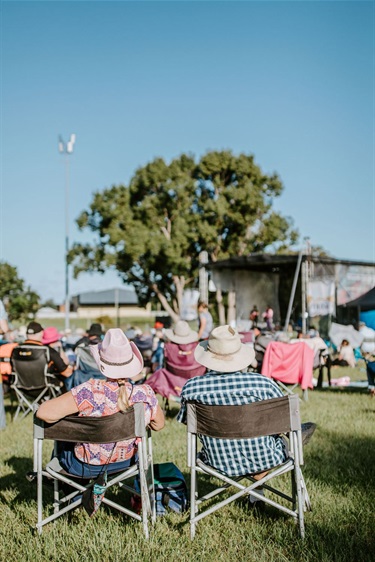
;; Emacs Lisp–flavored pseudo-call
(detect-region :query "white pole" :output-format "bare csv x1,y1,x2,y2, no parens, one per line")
284,250,303,332
65,153,70,331
59,134,76,332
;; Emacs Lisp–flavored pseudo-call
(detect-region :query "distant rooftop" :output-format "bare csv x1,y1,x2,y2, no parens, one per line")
73,288,139,306
209,253,375,272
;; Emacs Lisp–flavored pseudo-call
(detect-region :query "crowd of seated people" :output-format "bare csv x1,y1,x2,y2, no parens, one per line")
0,298,326,532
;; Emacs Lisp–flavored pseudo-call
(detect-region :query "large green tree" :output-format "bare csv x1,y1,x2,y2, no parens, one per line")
0,262,40,322
69,151,298,319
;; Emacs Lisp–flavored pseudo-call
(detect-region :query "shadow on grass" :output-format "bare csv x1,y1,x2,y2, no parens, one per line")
306,517,375,560
305,432,375,492
0,456,36,504
314,385,368,395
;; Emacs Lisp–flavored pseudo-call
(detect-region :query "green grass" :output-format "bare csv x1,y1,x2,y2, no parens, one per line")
1,365,374,562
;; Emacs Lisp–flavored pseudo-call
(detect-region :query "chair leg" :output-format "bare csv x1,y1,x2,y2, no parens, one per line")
295,466,305,539
190,464,196,540
291,469,297,511
327,357,331,387
37,440,43,534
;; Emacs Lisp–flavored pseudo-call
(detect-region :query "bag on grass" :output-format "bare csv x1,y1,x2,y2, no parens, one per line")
153,462,188,515
82,472,107,517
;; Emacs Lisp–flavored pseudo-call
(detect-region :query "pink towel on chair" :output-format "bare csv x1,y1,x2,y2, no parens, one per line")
261,341,314,390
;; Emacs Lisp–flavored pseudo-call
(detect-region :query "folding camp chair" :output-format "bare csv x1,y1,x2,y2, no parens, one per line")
32,403,155,538
261,341,314,400
65,345,106,389
187,394,311,540
147,342,206,411
164,342,207,379
10,345,62,420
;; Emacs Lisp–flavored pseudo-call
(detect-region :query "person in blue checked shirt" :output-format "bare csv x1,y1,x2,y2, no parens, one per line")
177,325,315,503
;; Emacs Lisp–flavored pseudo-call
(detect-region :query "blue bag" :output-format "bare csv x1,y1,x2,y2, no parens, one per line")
153,462,188,515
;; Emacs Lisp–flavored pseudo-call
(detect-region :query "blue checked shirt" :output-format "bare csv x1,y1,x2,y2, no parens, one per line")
177,371,288,477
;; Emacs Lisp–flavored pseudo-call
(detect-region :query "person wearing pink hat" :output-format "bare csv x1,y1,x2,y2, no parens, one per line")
42,326,71,369
37,329,165,477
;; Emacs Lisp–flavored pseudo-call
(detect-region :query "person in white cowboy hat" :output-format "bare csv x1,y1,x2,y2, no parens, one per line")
177,325,289,488
37,329,165,478
165,320,198,345
177,325,316,499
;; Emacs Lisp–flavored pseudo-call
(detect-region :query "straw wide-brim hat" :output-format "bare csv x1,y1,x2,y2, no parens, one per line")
90,328,144,379
194,325,255,372
164,320,198,345
42,326,63,345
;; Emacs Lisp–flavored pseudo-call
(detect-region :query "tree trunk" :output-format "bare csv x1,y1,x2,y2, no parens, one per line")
173,275,185,316
152,283,180,323
216,287,226,325
227,289,236,326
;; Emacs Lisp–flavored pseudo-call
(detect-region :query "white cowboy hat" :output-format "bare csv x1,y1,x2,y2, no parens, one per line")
90,328,144,379
164,320,198,345
194,325,255,372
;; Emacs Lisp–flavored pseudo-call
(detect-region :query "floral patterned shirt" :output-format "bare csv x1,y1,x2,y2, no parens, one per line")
71,379,158,465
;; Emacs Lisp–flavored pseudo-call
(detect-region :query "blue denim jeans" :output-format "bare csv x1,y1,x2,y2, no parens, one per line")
57,442,136,477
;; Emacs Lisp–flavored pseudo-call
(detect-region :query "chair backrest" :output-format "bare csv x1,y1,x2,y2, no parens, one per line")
0,342,18,375
75,345,102,375
34,402,146,442
187,394,301,439
164,342,206,378
11,345,50,389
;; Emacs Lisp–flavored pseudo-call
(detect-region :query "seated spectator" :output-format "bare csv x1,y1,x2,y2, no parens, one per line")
359,322,375,356
331,339,356,368
177,326,289,486
73,323,104,350
42,326,71,366
177,325,316,505
252,326,273,371
22,322,72,386
151,322,165,372
359,322,375,397
37,328,165,477
0,299,10,430
0,336,18,394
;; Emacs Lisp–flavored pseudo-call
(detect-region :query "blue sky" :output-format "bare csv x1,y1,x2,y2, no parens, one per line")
1,1,374,303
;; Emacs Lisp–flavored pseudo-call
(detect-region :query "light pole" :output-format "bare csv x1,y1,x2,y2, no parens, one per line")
58,133,76,331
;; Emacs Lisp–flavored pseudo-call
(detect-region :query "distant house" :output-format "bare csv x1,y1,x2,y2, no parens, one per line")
71,288,151,320
37,306,66,319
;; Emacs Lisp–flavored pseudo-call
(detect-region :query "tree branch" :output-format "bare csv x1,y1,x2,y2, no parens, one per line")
151,283,180,323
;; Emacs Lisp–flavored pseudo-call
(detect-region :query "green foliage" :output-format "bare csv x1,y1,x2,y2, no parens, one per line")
0,262,40,322
69,151,299,313
41,299,59,310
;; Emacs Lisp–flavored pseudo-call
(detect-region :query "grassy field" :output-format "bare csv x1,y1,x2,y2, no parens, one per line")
1,364,374,562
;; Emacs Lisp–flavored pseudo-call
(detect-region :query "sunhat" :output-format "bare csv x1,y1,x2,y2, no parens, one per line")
164,320,198,345
90,328,144,379
194,325,255,373
42,326,63,345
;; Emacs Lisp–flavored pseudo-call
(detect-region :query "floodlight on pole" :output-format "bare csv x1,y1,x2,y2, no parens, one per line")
58,133,76,331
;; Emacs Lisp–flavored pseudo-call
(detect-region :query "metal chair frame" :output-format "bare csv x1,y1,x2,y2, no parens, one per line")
11,345,61,420
187,394,311,540
33,403,155,538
